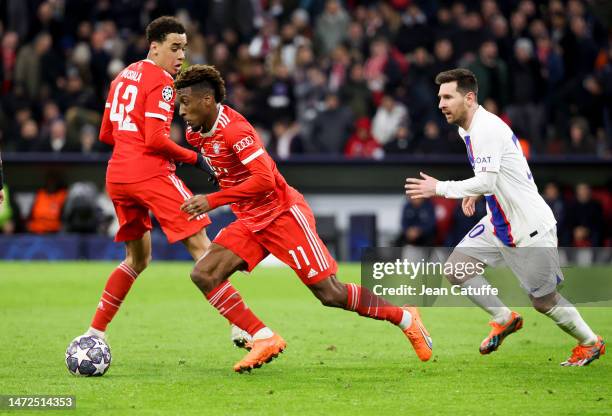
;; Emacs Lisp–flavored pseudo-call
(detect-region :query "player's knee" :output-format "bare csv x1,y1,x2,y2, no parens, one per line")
190,262,224,293
125,255,151,274
531,292,558,314
311,277,347,308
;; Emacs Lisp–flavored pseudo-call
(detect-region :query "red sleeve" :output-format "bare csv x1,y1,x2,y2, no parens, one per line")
99,103,114,146
205,156,275,209
143,76,197,164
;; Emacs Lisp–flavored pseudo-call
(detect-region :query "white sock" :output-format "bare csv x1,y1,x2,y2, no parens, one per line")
461,276,512,325
545,297,598,346
398,310,412,330
86,327,106,340
252,327,274,341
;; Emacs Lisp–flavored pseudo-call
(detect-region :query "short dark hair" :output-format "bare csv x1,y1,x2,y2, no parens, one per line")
435,68,478,96
146,16,185,44
175,65,227,103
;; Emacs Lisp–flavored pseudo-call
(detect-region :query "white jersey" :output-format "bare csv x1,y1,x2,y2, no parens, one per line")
458,106,556,247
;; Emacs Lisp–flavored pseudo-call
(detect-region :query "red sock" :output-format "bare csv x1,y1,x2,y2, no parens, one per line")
90,262,139,331
345,283,403,325
206,281,265,336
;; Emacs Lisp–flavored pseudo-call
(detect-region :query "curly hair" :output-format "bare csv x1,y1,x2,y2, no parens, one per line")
174,65,227,103
146,16,185,44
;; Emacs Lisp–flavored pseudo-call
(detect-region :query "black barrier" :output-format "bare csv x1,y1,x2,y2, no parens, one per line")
2,152,611,193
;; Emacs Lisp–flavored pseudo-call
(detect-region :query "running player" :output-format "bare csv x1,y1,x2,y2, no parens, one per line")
405,68,605,366
80,17,215,341
174,64,433,373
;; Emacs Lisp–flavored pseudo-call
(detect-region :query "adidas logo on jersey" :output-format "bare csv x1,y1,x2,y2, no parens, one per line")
307,268,318,278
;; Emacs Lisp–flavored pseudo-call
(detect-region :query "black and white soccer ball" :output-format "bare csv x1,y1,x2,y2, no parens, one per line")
65,335,111,377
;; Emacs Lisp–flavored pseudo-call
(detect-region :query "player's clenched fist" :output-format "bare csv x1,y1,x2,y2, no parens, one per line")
181,195,211,220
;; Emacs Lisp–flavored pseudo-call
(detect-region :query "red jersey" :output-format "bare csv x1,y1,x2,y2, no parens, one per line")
185,105,300,232
100,59,197,183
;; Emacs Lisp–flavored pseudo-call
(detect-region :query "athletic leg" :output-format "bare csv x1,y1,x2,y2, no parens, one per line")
447,222,523,354
192,222,286,372
182,229,211,261
88,232,152,337
531,291,604,366
258,200,432,361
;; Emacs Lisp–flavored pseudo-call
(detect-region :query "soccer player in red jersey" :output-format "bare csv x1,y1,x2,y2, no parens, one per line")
174,65,433,373
81,18,215,341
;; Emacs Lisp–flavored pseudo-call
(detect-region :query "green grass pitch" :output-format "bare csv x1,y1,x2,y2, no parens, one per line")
0,262,610,415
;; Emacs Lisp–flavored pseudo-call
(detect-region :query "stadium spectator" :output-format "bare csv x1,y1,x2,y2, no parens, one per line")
567,183,604,247
78,124,100,154
468,39,509,109
383,123,413,155
16,119,40,152
27,173,67,234
506,38,545,145
396,197,437,246
339,62,372,119
272,119,304,159
543,182,570,246
314,0,350,56
566,117,596,154
344,117,382,159
371,94,407,146
308,92,353,153
37,119,76,153
1,31,19,92
14,32,53,100
413,120,444,155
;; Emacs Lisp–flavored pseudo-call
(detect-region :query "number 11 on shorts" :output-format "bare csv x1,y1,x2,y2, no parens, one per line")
288,246,310,270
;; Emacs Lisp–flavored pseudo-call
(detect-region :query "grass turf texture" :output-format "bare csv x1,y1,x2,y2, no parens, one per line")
0,262,610,416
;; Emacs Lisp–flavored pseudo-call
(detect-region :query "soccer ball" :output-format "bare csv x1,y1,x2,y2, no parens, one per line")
65,335,111,376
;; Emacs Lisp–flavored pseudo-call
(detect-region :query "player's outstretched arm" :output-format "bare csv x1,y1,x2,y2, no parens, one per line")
435,171,497,199
406,171,498,200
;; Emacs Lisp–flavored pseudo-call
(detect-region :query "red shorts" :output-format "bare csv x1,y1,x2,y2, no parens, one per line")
214,197,337,285
106,174,211,243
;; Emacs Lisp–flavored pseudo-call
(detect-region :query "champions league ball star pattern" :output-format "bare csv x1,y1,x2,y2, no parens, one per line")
65,335,111,376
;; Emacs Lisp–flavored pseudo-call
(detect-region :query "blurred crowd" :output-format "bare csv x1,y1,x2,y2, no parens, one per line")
0,0,611,159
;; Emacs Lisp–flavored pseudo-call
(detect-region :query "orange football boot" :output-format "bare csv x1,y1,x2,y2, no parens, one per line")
561,336,605,367
479,311,523,354
401,306,433,361
233,333,286,373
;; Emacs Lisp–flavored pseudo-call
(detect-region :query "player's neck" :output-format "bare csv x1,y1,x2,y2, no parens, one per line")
146,53,164,71
202,104,220,133
460,105,479,131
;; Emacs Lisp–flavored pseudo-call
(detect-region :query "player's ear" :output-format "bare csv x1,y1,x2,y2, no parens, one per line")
150,41,159,56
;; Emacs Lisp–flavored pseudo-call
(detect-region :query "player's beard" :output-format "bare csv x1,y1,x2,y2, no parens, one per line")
451,107,468,128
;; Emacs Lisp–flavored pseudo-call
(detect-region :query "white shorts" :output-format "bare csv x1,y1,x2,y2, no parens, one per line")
455,217,563,298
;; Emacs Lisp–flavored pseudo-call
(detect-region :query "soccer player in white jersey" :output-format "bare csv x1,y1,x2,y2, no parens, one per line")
405,68,605,366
